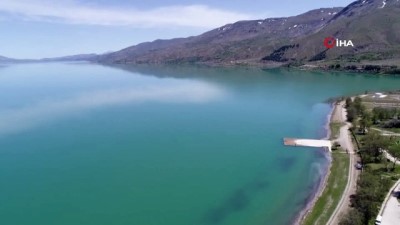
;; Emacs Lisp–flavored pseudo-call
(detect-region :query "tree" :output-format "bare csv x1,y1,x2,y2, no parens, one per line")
339,209,364,225
345,97,352,108
350,172,391,223
361,132,390,163
372,107,384,124
359,111,372,134
388,141,400,171
372,107,399,123
353,97,363,115
347,106,357,122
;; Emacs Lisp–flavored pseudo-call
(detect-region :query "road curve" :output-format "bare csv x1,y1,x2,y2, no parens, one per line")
380,179,400,225
327,101,360,225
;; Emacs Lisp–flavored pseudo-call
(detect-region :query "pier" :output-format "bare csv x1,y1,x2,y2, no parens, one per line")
284,138,332,152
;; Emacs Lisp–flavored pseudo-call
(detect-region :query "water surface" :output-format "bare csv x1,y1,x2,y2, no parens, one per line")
0,63,399,225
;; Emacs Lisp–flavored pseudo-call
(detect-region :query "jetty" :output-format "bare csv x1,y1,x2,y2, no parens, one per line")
283,138,332,152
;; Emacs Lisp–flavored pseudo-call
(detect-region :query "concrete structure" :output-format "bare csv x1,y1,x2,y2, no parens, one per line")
283,138,332,152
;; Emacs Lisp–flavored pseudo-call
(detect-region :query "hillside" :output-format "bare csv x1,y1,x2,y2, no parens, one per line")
97,0,400,70
0,55,18,63
97,7,343,64
39,54,98,62
277,0,400,63
0,54,99,63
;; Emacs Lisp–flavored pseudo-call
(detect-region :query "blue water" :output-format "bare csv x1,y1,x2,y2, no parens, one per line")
0,63,399,225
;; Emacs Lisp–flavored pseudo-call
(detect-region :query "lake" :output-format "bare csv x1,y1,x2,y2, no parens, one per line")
1,63,399,225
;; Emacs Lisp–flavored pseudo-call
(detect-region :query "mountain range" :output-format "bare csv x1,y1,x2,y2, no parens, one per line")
96,0,400,68
0,55,21,63
2,0,400,72
97,7,342,65
0,54,98,63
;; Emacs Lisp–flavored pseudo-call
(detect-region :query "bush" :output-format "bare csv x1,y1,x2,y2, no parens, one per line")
340,171,391,224
261,44,299,62
382,119,400,128
363,65,381,72
345,65,358,70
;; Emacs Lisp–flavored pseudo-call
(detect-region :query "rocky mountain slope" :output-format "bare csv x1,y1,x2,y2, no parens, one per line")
277,0,400,63
97,7,343,64
97,0,400,68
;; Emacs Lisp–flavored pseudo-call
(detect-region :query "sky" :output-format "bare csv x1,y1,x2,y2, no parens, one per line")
0,0,355,59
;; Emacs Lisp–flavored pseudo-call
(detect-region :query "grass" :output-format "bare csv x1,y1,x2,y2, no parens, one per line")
367,163,386,171
330,122,343,140
379,127,400,134
302,151,350,225
367,161,400,178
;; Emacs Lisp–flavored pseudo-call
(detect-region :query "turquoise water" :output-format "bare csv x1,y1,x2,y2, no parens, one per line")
0,63,400,225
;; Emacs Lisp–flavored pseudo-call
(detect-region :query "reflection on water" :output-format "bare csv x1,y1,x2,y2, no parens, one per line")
0,81,225,136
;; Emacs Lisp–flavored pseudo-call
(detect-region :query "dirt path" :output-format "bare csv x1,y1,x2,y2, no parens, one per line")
370,128,400,165
383,150,400,165
327,101,360,225
371,127,400,137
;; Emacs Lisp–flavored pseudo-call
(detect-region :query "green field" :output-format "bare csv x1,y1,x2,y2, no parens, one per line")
302,151,350,225
330,122,343,140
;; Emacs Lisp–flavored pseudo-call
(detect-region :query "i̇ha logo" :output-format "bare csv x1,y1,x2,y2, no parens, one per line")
323,37,354,49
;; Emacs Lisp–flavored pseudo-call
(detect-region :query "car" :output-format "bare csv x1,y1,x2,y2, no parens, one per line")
375,215,382,225
355,163,363,170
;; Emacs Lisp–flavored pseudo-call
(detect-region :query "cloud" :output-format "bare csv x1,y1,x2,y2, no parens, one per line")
0,83,225,136
0,0,256,28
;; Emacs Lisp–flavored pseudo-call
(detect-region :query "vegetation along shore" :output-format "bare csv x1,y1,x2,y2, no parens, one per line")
301,92,400,225
300,101,351,225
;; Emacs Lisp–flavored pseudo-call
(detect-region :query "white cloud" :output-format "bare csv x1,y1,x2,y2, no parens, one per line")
0,0,256,28
0,83,225,135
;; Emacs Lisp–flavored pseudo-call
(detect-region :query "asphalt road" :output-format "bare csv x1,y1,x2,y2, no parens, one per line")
380,179,400,225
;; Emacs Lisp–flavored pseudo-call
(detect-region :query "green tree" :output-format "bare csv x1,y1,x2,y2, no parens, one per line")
372,107,399,123
353,97,364,115
388,141,400,171
339,209,364,225
347,106,357,122
350,172,391,224
361,132,390,163
359,111,372,134
345,97,352,108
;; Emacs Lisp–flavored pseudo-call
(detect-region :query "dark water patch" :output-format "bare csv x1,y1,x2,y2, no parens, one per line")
205,188,249,224
276,156,297,172
202,177,270,224
252,179,270,191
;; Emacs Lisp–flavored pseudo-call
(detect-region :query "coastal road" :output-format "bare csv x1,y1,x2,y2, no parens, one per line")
380,179,400,225
327,101,360,225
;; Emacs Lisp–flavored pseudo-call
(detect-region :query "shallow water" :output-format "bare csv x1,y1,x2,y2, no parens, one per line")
0,63,399,225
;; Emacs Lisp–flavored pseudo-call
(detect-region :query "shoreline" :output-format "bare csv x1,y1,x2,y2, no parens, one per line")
293,102,336,225
98,61,400,76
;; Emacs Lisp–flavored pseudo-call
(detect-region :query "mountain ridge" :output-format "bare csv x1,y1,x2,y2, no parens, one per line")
97,7,343,64
96,0,400,71
0,54,99,63
3,0,400,73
